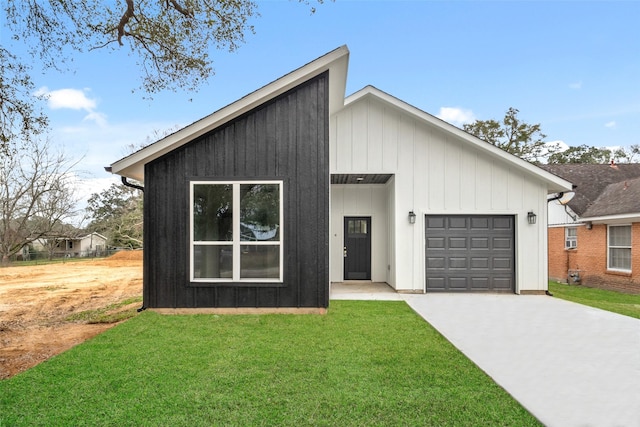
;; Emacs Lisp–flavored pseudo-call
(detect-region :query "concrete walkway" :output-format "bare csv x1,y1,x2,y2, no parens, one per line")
402,294,640,427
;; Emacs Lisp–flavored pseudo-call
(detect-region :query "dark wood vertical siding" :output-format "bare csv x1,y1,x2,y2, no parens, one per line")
143,72,329,308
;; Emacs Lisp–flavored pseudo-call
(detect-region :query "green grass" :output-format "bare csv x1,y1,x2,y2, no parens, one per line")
65,296,144,324
0,301,539,426
549,281,640,319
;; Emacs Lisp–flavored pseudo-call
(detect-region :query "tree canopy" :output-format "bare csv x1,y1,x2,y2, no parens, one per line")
547,144,640,164
463,107,559,164
0,138,80,264
86,182,143,249
1,0,325,156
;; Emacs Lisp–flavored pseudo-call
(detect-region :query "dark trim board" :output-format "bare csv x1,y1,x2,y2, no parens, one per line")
143,72,330,308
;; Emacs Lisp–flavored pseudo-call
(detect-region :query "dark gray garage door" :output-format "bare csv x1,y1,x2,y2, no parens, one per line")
425,215,515,292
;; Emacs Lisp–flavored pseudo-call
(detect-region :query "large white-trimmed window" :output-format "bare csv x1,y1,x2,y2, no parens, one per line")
565,227,577,249
608,225,631,272
190,181,283,282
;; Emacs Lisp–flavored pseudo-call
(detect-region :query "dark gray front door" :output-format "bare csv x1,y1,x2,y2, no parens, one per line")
425,215,515,292
344,217,371,280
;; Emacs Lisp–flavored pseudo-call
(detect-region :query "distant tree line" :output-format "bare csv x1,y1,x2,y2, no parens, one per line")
463,107,638,165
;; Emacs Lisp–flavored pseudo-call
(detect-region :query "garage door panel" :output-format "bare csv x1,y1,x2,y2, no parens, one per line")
470,237,489,249
427,278,446,290
426,237,445,249
493,258,512,269
470,217,490,229
493,217,513,229
449,277,469,289
448,217,468,229
493,277,514,291
426,217,446,229
427,257,445,269
449,237,467,249
470,258,489,269
426,215,515,293
471,277,489,289
493,237,512,250
449,257,467,269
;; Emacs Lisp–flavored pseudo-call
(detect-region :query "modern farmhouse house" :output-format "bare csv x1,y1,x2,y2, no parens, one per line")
109,46,572,309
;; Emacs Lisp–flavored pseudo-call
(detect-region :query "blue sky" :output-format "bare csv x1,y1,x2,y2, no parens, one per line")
7,0,640,208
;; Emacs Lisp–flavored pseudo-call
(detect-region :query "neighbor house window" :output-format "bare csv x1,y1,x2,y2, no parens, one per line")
190,181,283,282
565,227,577,249
608,225,631,271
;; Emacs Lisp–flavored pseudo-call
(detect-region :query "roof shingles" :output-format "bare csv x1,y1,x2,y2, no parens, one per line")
540,164,640,217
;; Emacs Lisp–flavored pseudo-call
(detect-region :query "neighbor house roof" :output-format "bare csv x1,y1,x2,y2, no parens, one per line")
582,176,640,218
109,46,350,182
540,163,640,219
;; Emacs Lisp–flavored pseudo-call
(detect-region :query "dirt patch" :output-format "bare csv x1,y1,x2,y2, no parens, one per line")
0,251,143,379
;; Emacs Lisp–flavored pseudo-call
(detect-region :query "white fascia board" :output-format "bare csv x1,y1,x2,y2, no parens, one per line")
110,46,349,182
581,213,640,224
345,86,573,194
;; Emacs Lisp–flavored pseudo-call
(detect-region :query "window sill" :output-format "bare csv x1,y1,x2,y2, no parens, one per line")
189,281,285,288
605,270,632,277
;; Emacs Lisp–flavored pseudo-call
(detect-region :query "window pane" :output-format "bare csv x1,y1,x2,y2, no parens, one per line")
609,226,631,247
609,248,631,270
194,245,233,279
240,245,280,279
193,184,233,241
566,227,577,237
240,184,280,241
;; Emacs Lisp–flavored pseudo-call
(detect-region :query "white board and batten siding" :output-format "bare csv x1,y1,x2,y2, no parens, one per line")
330,88,565,293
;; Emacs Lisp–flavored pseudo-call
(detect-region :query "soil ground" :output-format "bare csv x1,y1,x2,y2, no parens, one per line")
0,251,143,379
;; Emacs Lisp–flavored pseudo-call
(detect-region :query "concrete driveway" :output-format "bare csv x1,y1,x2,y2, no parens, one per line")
402,294,640,427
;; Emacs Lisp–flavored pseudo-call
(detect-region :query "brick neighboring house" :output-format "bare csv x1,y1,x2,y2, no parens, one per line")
541,163,640,293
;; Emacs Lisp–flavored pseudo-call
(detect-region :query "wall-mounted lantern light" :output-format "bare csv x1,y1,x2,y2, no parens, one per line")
408,210,416,224
527,211,537,225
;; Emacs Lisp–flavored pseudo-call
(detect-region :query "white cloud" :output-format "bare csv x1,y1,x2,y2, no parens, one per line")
569,81,582,90
36,86,108,127
83,111,108,127
605,121,617,129
436,107,476,127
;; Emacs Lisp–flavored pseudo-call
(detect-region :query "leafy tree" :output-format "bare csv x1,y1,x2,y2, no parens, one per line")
0,139,80,264
86,182,143,248
616,144,640,163
547,144,613,164
463,107,559,163
547,144,640,164
1,0,325,157
0,48,49,158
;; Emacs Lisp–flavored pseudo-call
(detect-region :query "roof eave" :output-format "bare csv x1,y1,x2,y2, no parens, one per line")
110,46,350,182
580,213,640,224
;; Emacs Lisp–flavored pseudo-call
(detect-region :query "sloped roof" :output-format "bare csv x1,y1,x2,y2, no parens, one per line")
109,46,572,194
346,86,572,193
540,163,640,216
110,46,350,181
582,176,640,218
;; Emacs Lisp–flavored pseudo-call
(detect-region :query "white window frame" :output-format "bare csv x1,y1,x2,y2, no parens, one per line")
607,224,631,272
190,180,284,283
565,227,577,249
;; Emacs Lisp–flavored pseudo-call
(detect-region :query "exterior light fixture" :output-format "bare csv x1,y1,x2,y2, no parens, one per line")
408,210,416,224
527,211,537,225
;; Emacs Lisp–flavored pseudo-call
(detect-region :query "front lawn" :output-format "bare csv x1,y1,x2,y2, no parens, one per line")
0,301,539,426
549,281,640,319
